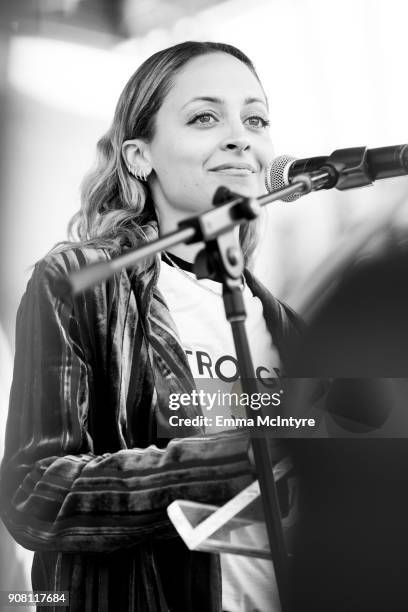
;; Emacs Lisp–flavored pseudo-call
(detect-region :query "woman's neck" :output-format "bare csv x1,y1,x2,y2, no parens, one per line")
154,201,239,264
156,208,205,263
165,242,204,264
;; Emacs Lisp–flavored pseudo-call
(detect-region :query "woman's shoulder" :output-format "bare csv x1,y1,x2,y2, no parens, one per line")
37,245,112,277
244,268,304,366
27,243,155,306
24,245,115,307
245,269,302,325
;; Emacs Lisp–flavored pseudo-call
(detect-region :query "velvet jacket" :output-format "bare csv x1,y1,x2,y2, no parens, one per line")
0,227,301,611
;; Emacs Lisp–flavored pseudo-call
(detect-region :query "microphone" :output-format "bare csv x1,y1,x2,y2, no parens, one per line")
266,144,408,202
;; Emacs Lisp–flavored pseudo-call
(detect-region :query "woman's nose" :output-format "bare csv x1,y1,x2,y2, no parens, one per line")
219,123,251,152
221,138,250,152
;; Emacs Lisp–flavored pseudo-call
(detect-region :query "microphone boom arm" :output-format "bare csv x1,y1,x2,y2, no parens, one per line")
68,175,328,295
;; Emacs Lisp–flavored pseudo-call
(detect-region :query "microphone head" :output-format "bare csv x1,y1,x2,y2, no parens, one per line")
265,154,300,202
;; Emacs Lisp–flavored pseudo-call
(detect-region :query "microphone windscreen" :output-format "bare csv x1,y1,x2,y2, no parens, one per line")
265,154,300,202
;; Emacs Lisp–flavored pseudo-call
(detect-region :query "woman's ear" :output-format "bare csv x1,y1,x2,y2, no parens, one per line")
122,139,152,180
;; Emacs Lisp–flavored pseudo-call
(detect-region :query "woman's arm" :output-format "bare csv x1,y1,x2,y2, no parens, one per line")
0,253,254,553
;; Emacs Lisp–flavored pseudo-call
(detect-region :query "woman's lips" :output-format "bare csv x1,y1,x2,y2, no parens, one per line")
209,165,256,176
212,169,253,176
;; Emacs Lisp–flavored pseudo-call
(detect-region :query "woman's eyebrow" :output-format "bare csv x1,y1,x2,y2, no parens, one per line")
181,96,267,109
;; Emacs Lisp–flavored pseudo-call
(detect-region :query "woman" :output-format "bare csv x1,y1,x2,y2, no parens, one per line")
0,41,300,611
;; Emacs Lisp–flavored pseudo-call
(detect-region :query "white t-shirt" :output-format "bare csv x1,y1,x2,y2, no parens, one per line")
157,259,281,383
157,258,281,612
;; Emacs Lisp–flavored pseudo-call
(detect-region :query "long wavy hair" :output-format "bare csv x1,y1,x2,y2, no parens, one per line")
66,41,265,264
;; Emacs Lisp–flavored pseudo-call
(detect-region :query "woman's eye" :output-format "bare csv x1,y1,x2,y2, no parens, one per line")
245,115,270,128
189,113,217,125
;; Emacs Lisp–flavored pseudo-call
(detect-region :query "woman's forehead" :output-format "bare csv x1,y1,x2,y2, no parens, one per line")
163,52,267,109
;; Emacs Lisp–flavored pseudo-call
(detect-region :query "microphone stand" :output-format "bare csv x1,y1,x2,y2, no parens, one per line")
66,171,331,612
193,224,292,610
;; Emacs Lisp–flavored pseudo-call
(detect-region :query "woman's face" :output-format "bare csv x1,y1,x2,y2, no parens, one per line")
144,52,274,226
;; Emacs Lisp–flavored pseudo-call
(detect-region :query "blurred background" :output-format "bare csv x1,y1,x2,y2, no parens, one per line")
0,0,407,599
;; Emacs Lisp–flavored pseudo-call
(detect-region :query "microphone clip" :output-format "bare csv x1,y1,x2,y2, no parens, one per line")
325,146,374,190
